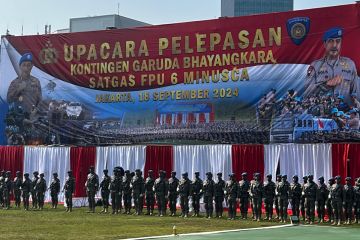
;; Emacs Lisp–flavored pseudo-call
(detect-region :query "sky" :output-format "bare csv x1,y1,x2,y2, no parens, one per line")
0,0,357,36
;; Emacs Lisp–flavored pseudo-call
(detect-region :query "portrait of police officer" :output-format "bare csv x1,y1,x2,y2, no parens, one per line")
7,53,42,114
304,27,358,104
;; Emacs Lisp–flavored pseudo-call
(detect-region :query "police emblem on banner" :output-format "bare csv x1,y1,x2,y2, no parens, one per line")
286,17,310,45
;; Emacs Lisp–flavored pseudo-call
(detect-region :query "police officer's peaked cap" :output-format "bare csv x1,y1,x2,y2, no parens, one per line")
161,170,166,175
182,172,188,176
6,171,11,174
148,170,153,173
67,170,73,174
241,172,248,176
19,53,33,65
328,177,334,182
89,166,95,169
318,176,324,181
266,174,272,178
24,173,29,176
171,171,176,174
254,173,260,177
303,175,308,179
335,175,341,180
124,170,130,174
345,177,351,181
53,172,58,175
135,169,141,172
217,172,222,176
282,175,287,179
308,174,314,179
103,169,108,173
16,171,21,174
293,175,298,179
195,171,200,175
33,171,39,175
206,172,212,176
323,27,343,42
229,173,235,177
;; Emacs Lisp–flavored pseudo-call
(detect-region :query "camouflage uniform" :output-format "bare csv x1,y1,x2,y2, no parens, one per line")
35,173,47,210
7,75,42,114
203,172,215,218
31,171,39,209
64,171,75,212
14,171,23,208
49,173,60,209
3,171,12,209
300,176,308,221
122,170,132,214
250,173,263,221
214,172,225,218
154,171,168,216
22,173,32,211
145,170,155,215
344,177,355,224
290,175,302,219
85,167,99,213
225,173,239,220
316,176,328,223
326,178,335,223
0,171,5,207
238,172,250,219
277,175,290,222
304,175,318,224
110,168,123,214
191,172,203,217
178,172,191,217
168,171,179,216
263,174,276,220
275,175,282,219
330,176,344,225
100,169,111,213
354,178,360,224
131,169,145,215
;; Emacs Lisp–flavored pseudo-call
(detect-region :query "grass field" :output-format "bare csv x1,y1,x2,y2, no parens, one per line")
0,205,359,240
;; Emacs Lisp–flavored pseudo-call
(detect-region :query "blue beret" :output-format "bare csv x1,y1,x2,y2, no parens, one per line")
337,95,344,100
331,108,339,114
336,111,344,117
323,27,343,42
19,53,33,65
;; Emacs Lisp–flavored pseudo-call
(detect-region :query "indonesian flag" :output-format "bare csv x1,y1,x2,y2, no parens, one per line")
318,119,324,129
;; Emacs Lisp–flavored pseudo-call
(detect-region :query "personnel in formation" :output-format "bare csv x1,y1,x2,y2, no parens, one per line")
303,174,318,224
317,176,328,223
49,172,60,209
250,173,263,221
290,175,302,219
344,177,355,225
277,175,290,223
326,177,335,223
85,166,99,213
202,172,215,218
13,171,23,208
3,171,12,210
131,169,145,215
64,170,75,212
122,170,132,214
168,171,179,216
100,169,111,213
354,178,360,224
110,167,122,214
330,175,343,226
275,174,282,219
0,170,5,207
145,170,155,215
300,176,308,221
22,173,32,211
31,171,39,209
225,173,238,220
35,173,47,210
191,171,203,217
238,172,250,219
214,172,225,218
154,170,168,217
263,174,276,220
178,172,191,218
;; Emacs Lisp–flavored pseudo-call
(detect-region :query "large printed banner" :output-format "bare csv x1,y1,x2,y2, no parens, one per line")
1,4,360,145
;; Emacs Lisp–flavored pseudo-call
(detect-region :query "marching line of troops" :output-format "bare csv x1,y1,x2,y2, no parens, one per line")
1,167,360,226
